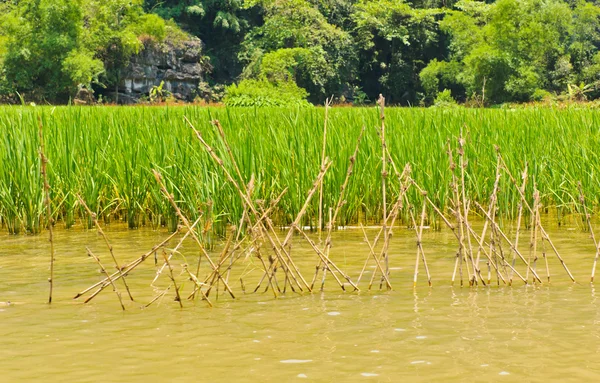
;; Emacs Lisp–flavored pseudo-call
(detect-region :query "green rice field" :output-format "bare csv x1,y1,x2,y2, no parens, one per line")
1,105,599,234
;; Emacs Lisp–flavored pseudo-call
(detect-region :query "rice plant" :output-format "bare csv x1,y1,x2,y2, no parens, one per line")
1,105,600,234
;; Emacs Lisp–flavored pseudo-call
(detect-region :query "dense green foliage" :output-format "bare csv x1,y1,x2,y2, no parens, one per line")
0,0,186,102
2,0,600,105
2,105,600,234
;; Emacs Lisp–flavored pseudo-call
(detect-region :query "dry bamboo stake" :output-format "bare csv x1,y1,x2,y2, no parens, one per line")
210,118,306,290
410,194,432,287
473,156,502,285
226,207,249,284
255,160,333,292
295,227,355,291
213,122,283,291
205,227,235,297
377,94,389,278
527,189,540,283
86,247,125,310
162,251,183,308
76,229,180,302
509,166,528,284
311,127,365,290
458,132,477,285
368,182,410,290
538,206,550,283
319,207,333,290
187,117,311,292
77,194,134,301
412,178,513,284
183,265,213,307
203,219,277,298
318,97,332,236
448,204,487,286
448,141,469,286
495,232,507,284
152,170,236,299
498,155,574,282
579,183,600,283
463,223,514,284
213,122,291,287
254,250,278,298
359,181,409,288
474,201,542,283
355,164,411,286
538,215,574,282
358,224,393,289
487,200,499,285
145,287,169,308
39,117,54,304
152,217,202,286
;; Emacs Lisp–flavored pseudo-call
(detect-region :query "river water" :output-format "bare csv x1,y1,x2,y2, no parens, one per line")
1,222,599,382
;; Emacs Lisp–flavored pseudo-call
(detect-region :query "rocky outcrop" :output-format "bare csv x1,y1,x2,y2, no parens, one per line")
117,37,204,103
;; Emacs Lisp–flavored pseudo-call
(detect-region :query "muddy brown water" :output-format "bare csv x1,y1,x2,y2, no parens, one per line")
1,222,600,382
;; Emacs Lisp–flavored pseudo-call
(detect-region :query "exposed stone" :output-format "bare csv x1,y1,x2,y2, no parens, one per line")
73,87,96,105
118,37,204,103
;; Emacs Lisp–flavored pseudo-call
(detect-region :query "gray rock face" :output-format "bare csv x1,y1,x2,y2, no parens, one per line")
118,37,204,103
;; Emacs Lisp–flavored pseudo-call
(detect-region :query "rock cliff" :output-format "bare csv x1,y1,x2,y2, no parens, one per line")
117,37,204,103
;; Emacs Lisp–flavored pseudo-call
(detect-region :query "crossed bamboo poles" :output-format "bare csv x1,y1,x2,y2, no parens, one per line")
70,116,598,310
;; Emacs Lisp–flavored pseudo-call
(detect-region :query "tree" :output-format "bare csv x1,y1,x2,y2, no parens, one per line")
423,0,600,104
145,0,256,82
353,0,445,104
0,0,103,101
239,0,355,102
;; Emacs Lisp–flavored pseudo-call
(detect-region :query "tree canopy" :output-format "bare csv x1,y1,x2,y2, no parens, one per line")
1,0,600,105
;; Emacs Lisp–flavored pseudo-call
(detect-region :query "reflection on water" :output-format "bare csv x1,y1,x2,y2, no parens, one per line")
1,223,600,381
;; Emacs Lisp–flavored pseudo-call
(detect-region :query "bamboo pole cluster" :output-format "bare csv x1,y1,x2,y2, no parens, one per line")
65,115,600,310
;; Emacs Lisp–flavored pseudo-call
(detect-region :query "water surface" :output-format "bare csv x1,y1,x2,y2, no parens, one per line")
1,223,599,382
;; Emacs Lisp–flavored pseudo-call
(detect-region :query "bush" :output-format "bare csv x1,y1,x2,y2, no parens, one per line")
224,79,311,107
433,89,458,107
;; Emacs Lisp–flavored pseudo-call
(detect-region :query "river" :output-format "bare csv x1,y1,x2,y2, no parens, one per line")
1,222,599,382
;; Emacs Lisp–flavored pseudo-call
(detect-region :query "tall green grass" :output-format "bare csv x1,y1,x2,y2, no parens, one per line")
1,105,599,234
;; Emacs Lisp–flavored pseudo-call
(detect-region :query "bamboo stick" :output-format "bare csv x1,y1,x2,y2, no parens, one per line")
318,97,331,236
162,251,183,308
187,117,312,292
358,224,393,289
527,188,539,283
509,166,528,284
458,132,477,285
77,194,134,301
152,217,201,286
210,119,307,290
183,265,213,307
474,201,542,283
377,95,389,278
367,182,410,290
409,194,431,287
579,183,600,283
86,247,125,310
355,164,410,286
39,117,54,304
311,126,365,290
152,170,236,298
498,154,574,282
75,229,180,301
473,156,502,285
447,141,469,286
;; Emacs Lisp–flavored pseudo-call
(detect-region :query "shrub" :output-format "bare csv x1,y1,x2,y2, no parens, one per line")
433,89,458,107
224,79,311,107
